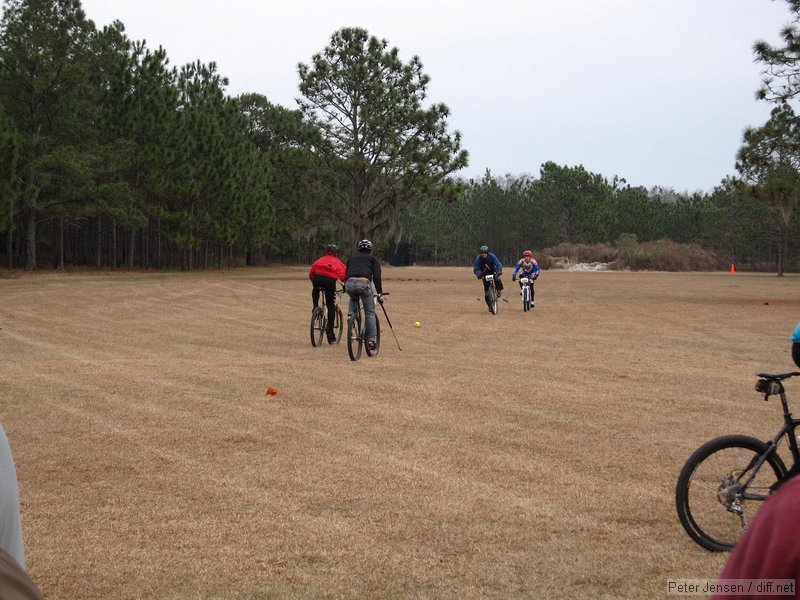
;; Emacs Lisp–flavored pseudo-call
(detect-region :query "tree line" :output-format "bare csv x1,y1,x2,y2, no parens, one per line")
0,0,798,273
0,1,466,271
396,166,799,271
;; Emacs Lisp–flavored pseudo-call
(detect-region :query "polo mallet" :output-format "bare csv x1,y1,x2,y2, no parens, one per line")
378,295,402,351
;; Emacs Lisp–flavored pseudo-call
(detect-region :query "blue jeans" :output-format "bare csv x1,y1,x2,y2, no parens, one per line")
345,278,376,342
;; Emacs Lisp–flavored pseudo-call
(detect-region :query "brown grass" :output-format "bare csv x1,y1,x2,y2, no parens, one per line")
2,266,799,599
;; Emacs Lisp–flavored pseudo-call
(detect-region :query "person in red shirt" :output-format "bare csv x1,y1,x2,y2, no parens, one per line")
309,244,347,343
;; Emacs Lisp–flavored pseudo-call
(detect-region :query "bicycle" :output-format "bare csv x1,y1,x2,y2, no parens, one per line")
675,370,800,551
346,293,384,361
310,284,343,347
483,274,498,315
519,276,534,312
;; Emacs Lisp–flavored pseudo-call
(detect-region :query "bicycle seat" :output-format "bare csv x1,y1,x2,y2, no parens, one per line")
755,371,800,381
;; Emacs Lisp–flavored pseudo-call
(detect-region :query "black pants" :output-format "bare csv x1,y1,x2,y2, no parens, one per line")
481,273,503,306
311,274,337,336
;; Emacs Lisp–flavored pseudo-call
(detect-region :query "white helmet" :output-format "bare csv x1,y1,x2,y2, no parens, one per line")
357,239,373,252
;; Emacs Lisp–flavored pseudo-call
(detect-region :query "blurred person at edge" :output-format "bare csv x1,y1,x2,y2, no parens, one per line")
711,322,800,600
0,423,43,599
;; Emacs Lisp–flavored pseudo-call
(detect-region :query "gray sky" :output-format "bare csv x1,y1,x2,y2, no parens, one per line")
81,0,793,193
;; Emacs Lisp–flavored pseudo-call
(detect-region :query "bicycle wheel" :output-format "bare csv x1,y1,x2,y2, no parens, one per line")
329,305,343,344
675,434,787,552
522,285,531,312
489,284,498,315
366,315,381,357
347,313,363,361
310,307,324,347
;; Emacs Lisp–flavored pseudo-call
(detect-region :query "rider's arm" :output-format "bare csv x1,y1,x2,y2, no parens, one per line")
473,256,482,277
335,259,346,282
492,254,502,274
372,257,383,294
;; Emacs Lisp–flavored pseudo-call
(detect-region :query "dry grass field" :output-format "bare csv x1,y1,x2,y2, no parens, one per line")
1,266,799,599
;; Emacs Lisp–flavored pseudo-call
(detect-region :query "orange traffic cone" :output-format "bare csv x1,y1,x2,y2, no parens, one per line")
730,263,736,274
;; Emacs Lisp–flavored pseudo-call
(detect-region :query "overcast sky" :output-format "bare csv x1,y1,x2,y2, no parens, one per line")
80,0,793,193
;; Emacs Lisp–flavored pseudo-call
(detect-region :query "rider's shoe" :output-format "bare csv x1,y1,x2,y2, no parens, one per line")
367,339,377,351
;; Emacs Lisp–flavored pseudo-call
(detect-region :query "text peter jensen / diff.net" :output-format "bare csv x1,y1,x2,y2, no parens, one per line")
667,579,795,596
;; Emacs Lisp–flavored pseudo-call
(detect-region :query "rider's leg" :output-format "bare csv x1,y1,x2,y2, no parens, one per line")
344,279,359,317
311,286,320,308
323,281,336,337
482,278,492,308
362,289,377,343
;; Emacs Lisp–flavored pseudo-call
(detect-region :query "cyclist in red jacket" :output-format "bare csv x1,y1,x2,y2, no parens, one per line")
309,244,346,343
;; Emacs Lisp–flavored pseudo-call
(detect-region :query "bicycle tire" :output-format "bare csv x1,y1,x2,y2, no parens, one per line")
675,434,787,552
347,313,363,361
523,285,531,312
329,306,343,344
488,284,498,315
310,307,324,347
366,315,381,357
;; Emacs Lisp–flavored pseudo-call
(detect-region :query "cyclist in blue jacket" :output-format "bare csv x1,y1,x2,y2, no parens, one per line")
473,245,504,312
511,250,540,307
793,321,800,368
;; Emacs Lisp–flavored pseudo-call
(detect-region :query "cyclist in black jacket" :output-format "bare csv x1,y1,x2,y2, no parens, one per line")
345,239,383,351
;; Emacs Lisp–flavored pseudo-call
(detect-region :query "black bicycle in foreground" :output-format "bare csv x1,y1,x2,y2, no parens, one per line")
675,370,800,551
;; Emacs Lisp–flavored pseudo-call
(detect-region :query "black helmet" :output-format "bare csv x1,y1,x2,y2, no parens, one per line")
357,239,373,253
325,244,339,254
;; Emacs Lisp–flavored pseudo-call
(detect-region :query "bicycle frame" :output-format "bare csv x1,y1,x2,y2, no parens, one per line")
346,291,381,360
519,276,531,311
483,274,498,314
738,379,800,494
311,284,344,347
316,284,343,314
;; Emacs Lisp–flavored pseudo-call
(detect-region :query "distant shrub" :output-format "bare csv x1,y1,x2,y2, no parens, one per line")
610,239,725,271
540,242,617,265
539,239,726,272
